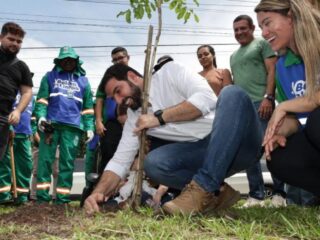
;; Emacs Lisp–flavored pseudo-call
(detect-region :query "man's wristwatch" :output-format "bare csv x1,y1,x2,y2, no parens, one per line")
154,110,166,125
264,94,275,102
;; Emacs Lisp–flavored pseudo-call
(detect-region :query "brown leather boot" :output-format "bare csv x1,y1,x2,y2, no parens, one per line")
162,180,217,215
203,182,241,214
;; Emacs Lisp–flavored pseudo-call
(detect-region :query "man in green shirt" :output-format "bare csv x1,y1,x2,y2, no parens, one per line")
94,47,129,168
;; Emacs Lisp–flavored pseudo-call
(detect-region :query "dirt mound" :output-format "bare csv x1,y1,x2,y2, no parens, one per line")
0,203,74,239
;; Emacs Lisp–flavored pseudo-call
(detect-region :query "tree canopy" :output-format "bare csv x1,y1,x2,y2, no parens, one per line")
117,0,199,23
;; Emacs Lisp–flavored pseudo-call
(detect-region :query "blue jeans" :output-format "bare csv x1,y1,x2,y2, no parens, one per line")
0,115,9,161
144,86,263,192
246,101,285,199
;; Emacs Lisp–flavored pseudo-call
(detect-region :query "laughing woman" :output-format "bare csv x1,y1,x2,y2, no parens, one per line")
255,0,320,198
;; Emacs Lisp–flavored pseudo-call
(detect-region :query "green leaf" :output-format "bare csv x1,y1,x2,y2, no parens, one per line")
150,2,156,11
145,4,152,18
193,0,199,7
130,0,137,8
125,10,132,23
116,10,127,18
184,11,190,23
169,0,177,10
138,4,145,19
175,2,181,14
194,13,199,23
177,7,186,19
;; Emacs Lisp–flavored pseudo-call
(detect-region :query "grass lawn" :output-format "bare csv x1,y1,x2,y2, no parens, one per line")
0,200,319,240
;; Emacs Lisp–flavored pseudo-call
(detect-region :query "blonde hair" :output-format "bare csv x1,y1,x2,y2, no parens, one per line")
255,0,320,97
308,0,320,11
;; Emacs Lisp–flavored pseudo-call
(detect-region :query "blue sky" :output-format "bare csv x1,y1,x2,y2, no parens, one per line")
0,0,260,92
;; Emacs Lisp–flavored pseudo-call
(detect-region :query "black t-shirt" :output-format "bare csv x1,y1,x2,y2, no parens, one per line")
0,51,33,115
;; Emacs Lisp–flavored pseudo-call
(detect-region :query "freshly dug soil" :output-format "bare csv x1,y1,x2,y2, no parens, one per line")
0,203,74,239
0,201,122,240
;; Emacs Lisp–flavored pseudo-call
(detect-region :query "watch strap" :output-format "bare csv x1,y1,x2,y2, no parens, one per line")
264,94,275,101
154,110,165,125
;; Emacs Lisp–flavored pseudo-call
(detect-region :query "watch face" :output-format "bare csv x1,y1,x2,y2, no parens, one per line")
154,110,163,116
154,110,165,125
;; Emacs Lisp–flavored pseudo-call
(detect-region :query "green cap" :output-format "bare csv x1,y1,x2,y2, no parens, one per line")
54,46,79,64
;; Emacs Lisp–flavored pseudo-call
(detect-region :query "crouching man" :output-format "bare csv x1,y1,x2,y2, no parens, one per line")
85,60,263,216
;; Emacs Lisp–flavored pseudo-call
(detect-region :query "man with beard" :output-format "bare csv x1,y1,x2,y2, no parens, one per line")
94,47,131,171
85,61,263,216
0,22,33,161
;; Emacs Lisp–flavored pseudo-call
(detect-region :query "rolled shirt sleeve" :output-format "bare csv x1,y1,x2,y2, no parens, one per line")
180,66,217,115
151,62,217,117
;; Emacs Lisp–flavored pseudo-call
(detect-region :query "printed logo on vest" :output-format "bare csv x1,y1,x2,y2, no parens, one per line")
54,78,80,92
291,80,306,97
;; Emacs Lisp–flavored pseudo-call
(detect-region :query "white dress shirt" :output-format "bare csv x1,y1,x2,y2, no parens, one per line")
105,61,217,179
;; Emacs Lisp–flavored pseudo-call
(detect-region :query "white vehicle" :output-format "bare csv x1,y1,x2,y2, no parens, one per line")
225,158,273,196
71,158,86,196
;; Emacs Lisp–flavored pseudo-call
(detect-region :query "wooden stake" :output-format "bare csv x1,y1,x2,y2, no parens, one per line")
131,25,154,208
9,132,18,199
131,2,163,209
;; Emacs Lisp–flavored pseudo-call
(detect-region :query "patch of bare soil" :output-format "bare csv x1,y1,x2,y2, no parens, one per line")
0,203,75,239
0,200,124,240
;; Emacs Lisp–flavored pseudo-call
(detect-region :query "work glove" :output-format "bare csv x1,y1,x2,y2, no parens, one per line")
38,117,47,132
85,130,94,143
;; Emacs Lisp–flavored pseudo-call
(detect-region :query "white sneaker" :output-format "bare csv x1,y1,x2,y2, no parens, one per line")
271,195,287,208
242,197,265,208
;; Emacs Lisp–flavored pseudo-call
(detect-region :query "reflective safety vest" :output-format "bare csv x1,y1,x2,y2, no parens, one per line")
46,70,88,127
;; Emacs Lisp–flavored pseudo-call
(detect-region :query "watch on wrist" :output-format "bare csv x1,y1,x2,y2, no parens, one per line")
264,94,275,101
154,110,166,125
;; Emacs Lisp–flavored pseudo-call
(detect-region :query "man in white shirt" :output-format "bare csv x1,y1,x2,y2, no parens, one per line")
84,61,263,216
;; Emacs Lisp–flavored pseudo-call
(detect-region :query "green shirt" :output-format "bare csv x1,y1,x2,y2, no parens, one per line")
95,89,105,99
230,38,275,102
95,89,110,124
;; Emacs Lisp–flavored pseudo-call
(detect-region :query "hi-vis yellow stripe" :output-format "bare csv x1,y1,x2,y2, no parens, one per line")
16,187,29,193
81,109,94,115
37,98,49,105
36,182,51,190
56,187,71,195
0,186,11,193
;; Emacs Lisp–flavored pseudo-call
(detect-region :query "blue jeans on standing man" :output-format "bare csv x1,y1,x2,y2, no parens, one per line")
246,101,285,200
144,86,263,193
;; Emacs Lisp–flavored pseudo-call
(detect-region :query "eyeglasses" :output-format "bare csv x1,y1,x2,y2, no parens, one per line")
112,55,127,63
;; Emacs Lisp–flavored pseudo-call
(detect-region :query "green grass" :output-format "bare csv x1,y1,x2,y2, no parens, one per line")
1,201,320,240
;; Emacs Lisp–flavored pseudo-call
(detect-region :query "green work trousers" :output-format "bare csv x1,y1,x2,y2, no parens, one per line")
0,135,33,204
85,147,96,186
36,127,82,204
